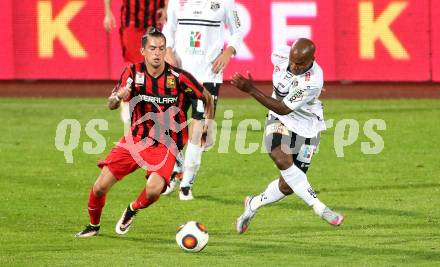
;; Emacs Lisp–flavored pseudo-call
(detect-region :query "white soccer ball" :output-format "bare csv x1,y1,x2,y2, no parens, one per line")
175,221,209,252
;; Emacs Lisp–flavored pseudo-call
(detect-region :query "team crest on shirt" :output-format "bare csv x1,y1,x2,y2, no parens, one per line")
305,72,311,81
211,1,220,11
166,75,176,88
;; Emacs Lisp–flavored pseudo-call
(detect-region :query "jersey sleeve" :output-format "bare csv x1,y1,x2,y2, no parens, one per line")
283,84,320,111
162,0,178,48
178,70,205,99
224,0,243,52
112,65,135,101
271,45,290,67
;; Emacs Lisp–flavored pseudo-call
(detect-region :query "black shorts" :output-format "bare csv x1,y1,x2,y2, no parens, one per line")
191,83,220,120
264,114,320,173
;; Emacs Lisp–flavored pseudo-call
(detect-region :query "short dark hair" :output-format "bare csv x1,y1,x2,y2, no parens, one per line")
141,27,166,48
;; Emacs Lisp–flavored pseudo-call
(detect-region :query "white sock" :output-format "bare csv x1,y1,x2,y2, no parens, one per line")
180,142,203,188
250,179,285,211
280,164,319,207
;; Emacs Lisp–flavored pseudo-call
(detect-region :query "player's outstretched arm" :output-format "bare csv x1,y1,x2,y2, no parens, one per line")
231,72,292,115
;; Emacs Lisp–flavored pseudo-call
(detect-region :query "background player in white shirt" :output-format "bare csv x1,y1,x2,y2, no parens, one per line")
231,38,344,233
162,0,243,200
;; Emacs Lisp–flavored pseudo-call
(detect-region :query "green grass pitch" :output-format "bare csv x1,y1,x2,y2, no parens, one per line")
0,97,439,266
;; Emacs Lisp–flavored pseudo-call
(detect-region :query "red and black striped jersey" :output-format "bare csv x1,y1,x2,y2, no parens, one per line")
113,62,205,150
121,0,165,29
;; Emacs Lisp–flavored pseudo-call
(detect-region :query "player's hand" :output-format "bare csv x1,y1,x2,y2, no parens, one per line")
212,53,231,74
201,122,209,147
118,83,132,100
103,12,116,32
156,8,167,28
230,71,254,93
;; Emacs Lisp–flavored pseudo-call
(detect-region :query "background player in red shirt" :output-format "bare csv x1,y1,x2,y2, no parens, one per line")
104,0,168,122
104,0,168,63
76,28,214,237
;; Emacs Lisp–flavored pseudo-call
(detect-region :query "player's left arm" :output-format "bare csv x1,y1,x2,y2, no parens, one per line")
212,0,243,73
162,0,178,66
156,0,168,28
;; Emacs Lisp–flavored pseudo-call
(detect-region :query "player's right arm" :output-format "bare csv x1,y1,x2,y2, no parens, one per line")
108,67,134,110
162,0,178,66
103,0,116,32
231,72,292,115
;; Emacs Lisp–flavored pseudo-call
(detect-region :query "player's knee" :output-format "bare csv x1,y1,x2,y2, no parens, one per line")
92,183,108,196
271,156,291,170
278,177,293,195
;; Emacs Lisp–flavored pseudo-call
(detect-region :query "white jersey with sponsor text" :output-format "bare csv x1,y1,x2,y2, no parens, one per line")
162,0,243,84
268,45,326,138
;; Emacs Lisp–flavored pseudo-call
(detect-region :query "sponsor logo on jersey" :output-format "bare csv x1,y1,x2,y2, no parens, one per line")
233,10,241,27
190,31,201,48
211,1,220,11
179,0,187,8
166,76,176,89
288,89,304,102
139,95,178,104
293,80,299,87
193,10,202,16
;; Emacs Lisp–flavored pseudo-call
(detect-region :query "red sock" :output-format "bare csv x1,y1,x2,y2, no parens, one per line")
131,188,159,210
87,188,106,226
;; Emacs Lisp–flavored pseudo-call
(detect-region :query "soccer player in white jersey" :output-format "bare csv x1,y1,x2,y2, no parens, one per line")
231,38,344,233
162,0,243,200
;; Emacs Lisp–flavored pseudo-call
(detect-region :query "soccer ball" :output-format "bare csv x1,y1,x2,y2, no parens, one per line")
175,221,209,252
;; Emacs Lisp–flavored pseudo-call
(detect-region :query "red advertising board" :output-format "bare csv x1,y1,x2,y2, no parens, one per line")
335,0,430,81
12,0,108,79
0,0,438,81
432,0,440,81
0,0,14,79
223,0,335,81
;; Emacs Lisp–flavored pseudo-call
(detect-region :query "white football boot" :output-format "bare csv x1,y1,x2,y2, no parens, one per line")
236,196,257,234
321,207,344,226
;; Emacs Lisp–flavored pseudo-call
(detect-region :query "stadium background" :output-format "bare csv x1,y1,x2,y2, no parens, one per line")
1,0,439,266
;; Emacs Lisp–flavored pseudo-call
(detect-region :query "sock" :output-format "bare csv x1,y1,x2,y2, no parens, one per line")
180,142,203,188
87,188,106,226
280,164,319,207
131,188,159,210
250,179,285,211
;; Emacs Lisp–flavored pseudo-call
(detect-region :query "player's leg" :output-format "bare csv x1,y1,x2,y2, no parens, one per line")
274,133,344,226
236,117,290,233
75,166,118,237
116,145,175,234
115,172,166,235
179,83,219,200
76,136,140,237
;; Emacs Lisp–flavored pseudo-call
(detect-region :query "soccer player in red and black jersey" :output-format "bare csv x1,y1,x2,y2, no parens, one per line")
104,0,168,63
76,28,213,237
